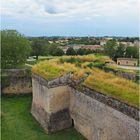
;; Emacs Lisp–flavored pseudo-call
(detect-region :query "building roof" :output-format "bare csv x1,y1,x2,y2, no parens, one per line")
81,45,101,49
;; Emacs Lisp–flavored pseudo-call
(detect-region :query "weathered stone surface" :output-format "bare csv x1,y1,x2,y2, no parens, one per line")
2,69,32,94
31,73,139,140
75,85,139,120
31,74,72,133
32,73,73,88
31,102,50,131
69,87,139,140
31,102,72,133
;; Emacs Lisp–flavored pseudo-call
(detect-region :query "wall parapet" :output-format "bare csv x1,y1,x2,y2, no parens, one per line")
1,69,32,94
72,85,139,121
32,73,73,88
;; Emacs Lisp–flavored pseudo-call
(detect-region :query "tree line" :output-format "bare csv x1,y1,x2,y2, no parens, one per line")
1,30,139,69
104,40,139,61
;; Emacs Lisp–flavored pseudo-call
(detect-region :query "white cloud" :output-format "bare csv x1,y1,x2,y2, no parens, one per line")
1,0,139,21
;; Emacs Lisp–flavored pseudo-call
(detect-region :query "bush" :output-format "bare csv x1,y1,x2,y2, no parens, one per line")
93,62,105,68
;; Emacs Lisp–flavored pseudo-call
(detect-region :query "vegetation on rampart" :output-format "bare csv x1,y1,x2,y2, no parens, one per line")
104,64,138,74
32,55,139,107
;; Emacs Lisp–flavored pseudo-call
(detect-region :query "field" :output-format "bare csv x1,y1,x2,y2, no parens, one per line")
1,95,85,140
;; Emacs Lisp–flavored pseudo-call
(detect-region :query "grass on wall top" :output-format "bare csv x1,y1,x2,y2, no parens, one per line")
105,64,138,74
83,68,139,107
32,55,139,107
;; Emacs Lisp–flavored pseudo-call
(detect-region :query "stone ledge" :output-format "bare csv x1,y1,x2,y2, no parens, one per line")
32,73,72,88
72,85,139,121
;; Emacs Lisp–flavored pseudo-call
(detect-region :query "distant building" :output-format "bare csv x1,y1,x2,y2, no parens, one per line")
117,58,138,66
127,42,135,47
58,46,69,53
48,41,54,44
119,42,128,46
100,39,107,46
119,41,135,47
58,44,102,54
71,45,83,50
134,40,140,47
81,45,102,50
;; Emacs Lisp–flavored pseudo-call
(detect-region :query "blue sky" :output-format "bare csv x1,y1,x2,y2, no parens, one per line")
1,0,139,37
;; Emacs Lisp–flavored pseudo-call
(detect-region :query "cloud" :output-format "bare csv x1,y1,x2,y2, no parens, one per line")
1,0,139,36
45,7,58,14
1,0,139,22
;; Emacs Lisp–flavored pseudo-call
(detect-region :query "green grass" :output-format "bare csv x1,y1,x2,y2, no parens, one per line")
1,95,85,140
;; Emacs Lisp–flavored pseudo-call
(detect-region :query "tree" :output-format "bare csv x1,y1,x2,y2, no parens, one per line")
1,30,31,69
31,38,47,59
84,49,93,55
52,48,64,56
77,48,85,55
113,43,126,61
104,40,118,60
125,46,139,58
46,44,58,56
66,47,76,55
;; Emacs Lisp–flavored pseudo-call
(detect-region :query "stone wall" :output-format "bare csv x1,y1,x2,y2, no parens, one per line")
31,74,72,133
69,86,139,140
31,73,139,140
1,69,32,94
117,59,137,66
103,67,137,81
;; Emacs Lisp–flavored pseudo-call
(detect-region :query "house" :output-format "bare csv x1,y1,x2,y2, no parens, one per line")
81,45,102,50
134,40,140,47
117,58,138,66
127,42,135,47
100,39,107,46
119,41,135,47
48,41,54,44
58,44,102,54
58,46,69,53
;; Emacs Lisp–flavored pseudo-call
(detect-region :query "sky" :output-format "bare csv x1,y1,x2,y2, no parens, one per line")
1,0,139,37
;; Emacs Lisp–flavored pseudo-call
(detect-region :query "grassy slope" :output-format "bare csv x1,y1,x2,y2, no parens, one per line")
1,95,85,140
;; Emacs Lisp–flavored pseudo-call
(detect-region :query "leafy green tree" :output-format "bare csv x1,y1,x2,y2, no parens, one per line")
47,44,58,55
1,30,31,68
125,46,139,58
52,48,64,56
104,40,118,60
66,47,76,55
77,48,85,55
114,43,126,61
31,39,47,59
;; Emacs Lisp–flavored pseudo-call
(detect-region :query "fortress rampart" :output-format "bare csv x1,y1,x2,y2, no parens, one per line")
31,73,139,140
